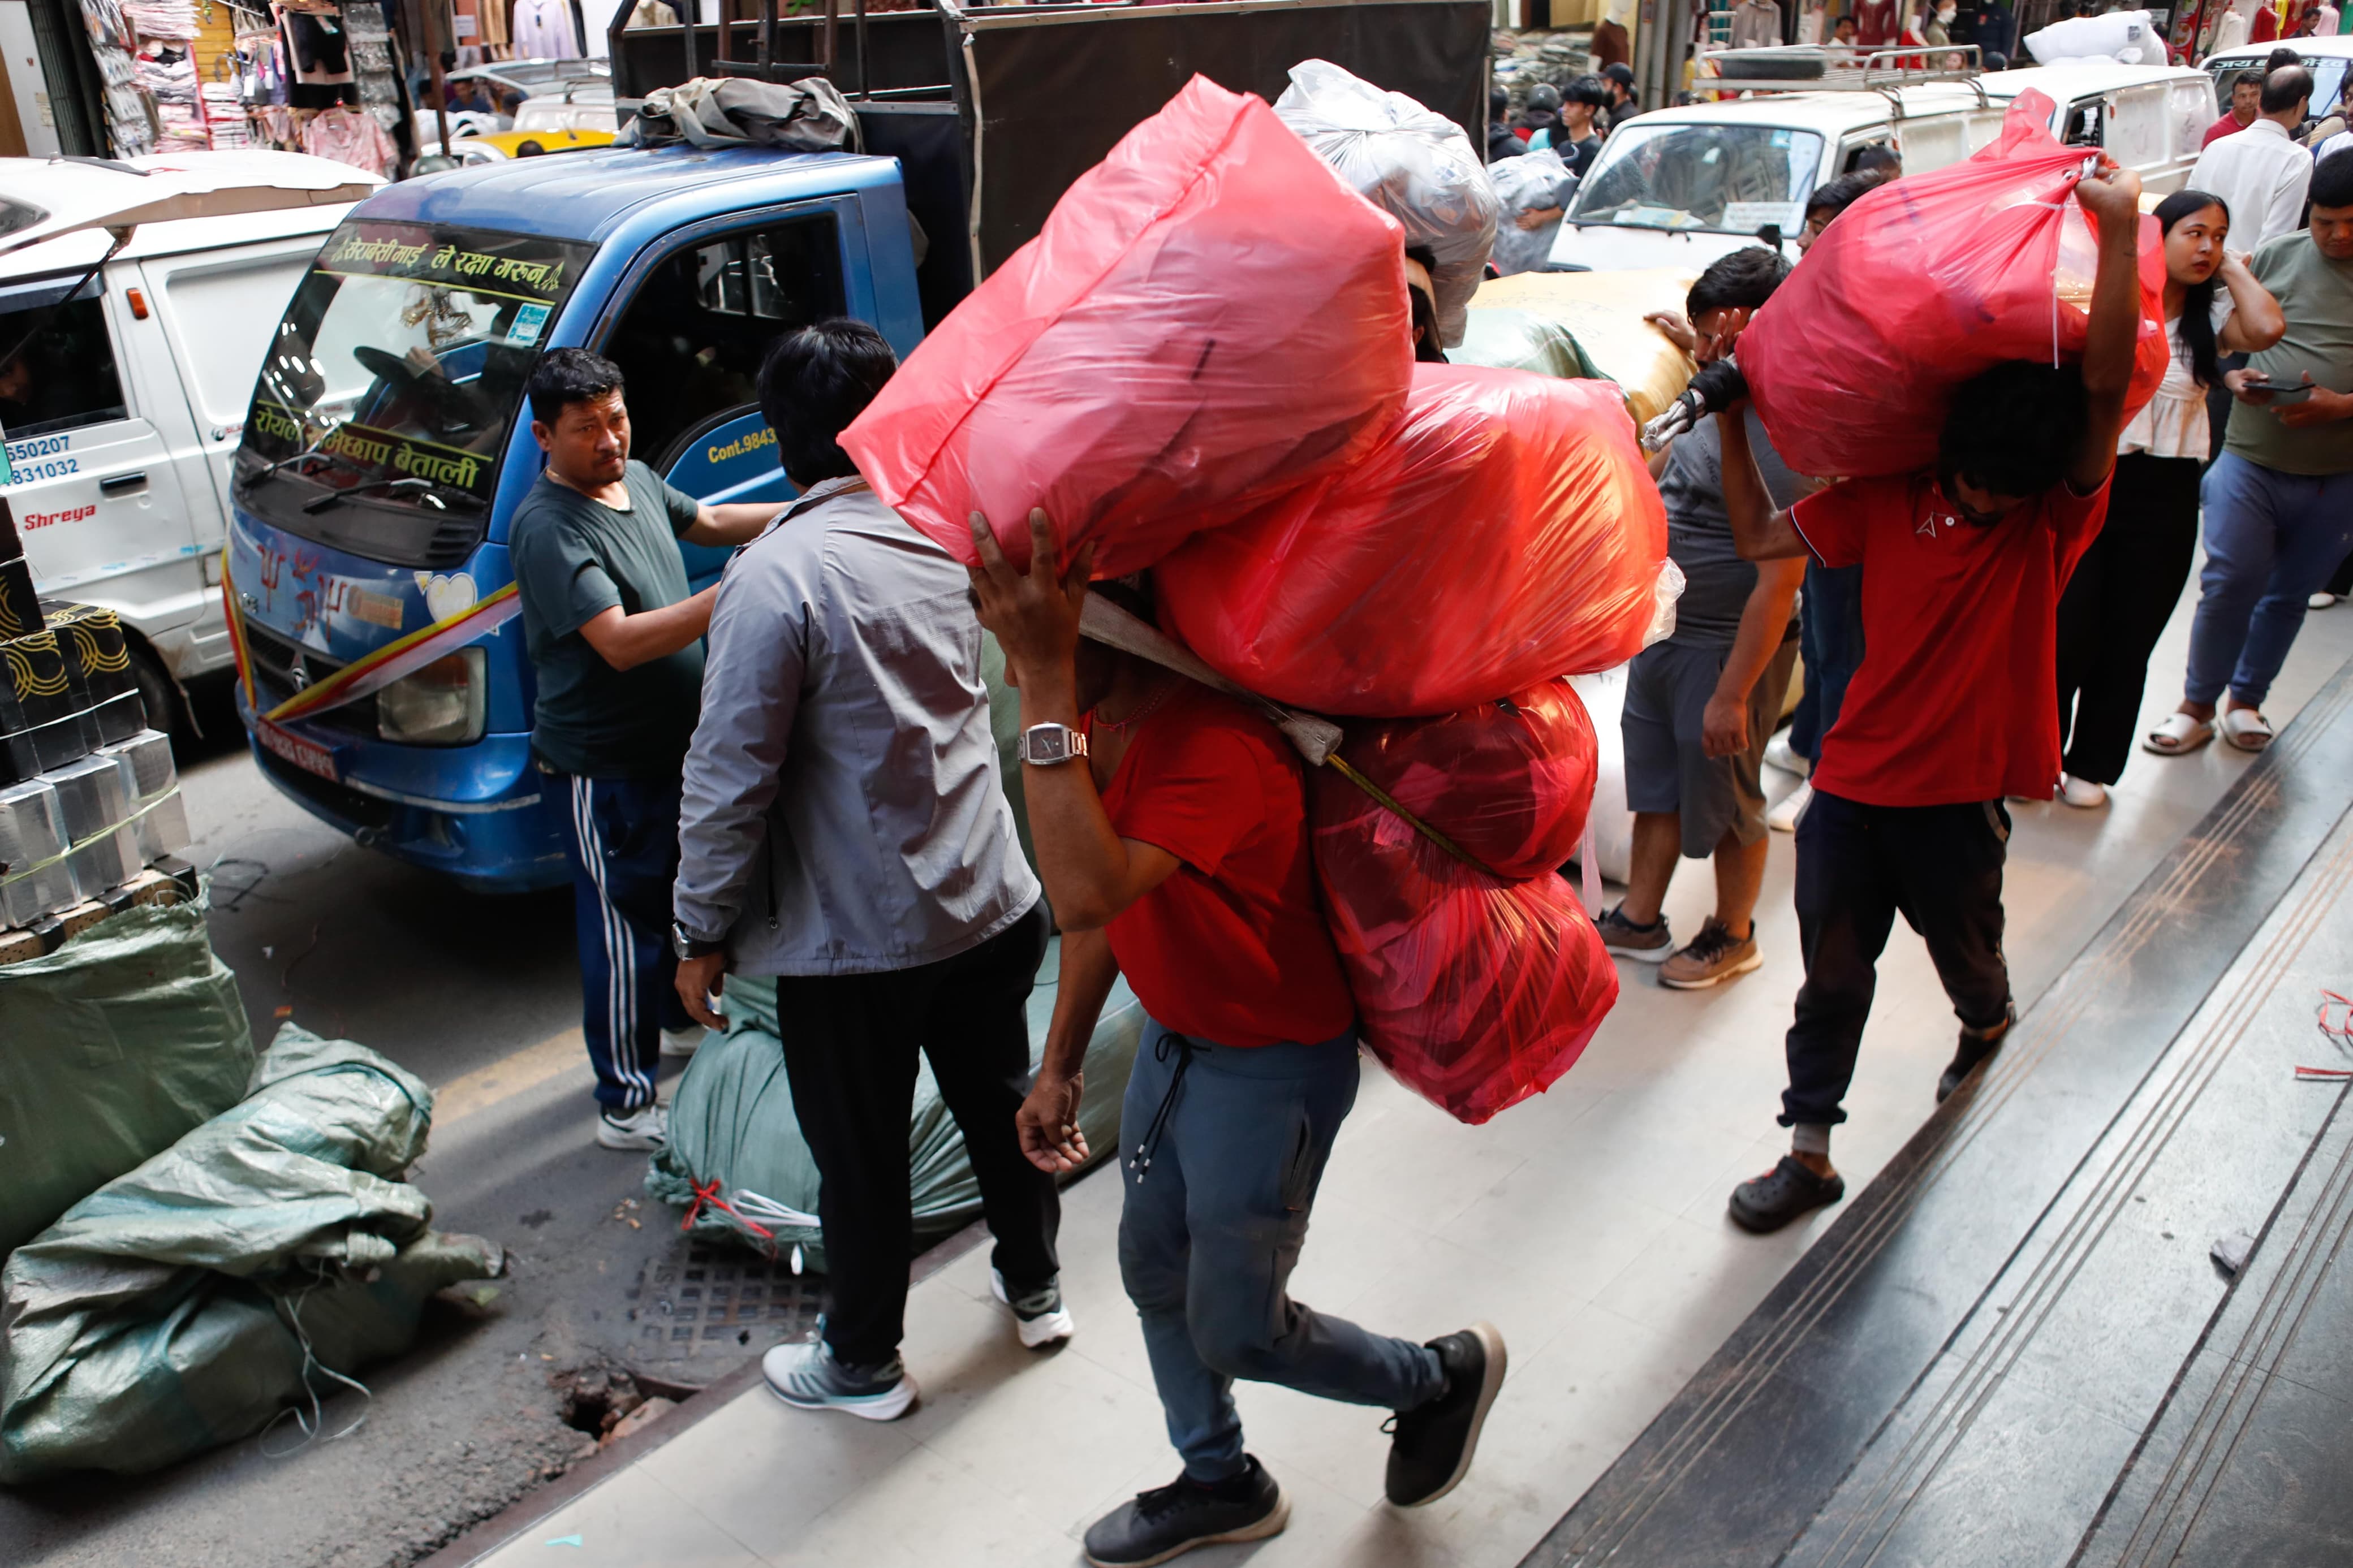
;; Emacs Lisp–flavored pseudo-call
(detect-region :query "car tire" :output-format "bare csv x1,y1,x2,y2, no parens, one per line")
131,646,189,742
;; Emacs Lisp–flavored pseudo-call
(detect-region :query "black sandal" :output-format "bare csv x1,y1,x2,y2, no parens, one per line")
1729,1155,1846,1234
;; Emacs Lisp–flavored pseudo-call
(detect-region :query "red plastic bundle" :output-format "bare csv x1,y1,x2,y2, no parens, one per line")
1313,681,1618,1125
1740,90,2167,480
1156,363,1670,717
839,75,1414,577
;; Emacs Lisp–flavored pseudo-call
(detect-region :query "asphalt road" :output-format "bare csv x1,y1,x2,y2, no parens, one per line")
1,685,806,1568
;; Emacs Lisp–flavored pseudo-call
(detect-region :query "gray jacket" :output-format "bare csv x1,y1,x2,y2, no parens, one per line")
671,477,1040,975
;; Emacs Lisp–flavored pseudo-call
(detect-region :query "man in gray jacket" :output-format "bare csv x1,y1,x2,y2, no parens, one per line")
669,320,1061,1421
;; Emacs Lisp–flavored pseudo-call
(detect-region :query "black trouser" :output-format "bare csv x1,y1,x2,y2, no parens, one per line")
1781,789,2014,1130
2055,451,2203,786
777,900,1056,1367
2327,548,2353,599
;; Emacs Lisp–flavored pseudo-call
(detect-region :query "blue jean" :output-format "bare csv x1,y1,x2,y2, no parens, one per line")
1118,1018,1446,1482
1790,561,1864,763
2184,453,2353,707
550,771,693,1111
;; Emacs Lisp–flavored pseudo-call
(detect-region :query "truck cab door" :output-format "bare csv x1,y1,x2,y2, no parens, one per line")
0,269,197,655
593,200,863,589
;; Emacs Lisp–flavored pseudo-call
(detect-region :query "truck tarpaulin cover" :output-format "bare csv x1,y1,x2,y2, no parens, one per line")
0,1026,499,1482
1273,58,1499,349
1740,90,2166,480
1157,364,1674,717
1315,681,1615,1124
840,74,1413,578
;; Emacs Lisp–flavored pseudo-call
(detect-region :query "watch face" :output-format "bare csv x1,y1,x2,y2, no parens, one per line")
1025,725,1074,763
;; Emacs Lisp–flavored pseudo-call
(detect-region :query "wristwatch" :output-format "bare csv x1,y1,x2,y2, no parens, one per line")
671,920,726,961
1020,722,1089,766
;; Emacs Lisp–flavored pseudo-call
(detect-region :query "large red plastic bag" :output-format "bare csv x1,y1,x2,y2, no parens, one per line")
839,74,1413,577
1312,688,1615,1125
1157,363,1674,717
1273,59,1499,348
1739,90,2167,481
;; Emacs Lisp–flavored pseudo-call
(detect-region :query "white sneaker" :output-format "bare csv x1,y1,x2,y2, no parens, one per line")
2311,591,2340,611
1762,732,1809,777
762,1339,919,1420
1768,779,1813,833
596,1103,668,1150
2058,774,2108,810
661,1025,704,1059
991,1267,1076,1349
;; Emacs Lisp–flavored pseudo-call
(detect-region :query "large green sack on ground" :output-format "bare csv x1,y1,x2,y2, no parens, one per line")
648,948,1143,1268
0,897,256,1258
1451,305,1600,382
0,1025,501,1483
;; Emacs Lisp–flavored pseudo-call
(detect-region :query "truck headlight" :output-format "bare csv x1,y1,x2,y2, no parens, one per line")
377,649,486,745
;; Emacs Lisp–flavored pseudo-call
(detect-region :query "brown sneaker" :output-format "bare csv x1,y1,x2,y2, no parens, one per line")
1596,904,1673,963
1660,918,1761,990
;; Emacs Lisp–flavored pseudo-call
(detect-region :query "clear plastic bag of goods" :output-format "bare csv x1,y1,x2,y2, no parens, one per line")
1739,91,2167,480
1156,363,1675,717
2023,9,2153,63
1272,59,1500,347
1486,148,1578,277
0,1025,498,1481
840,74,1414,579
1312,686,1617,1125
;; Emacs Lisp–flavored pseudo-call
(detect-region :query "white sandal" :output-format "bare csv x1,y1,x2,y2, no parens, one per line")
2220,707,2274,753
2143,712,2214,755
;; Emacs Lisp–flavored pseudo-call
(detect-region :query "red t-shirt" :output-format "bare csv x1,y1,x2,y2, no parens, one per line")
1791,473,2112,808
2252,5,2281,40
1089,685,1356,1049
2203,112,2252,147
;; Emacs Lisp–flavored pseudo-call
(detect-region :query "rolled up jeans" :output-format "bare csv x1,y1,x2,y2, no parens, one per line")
1117,1017,1446,1481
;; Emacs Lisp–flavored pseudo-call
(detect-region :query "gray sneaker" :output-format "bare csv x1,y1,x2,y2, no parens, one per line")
1596,904,1673,963
1660,918,1761,990
761,1338,917,1421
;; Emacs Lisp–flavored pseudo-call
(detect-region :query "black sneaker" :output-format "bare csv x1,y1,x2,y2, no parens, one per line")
1384,1321,1507,1507
1728,1155,1846,1234
1596,904,1673,963
1938,1010,2016,1102
1081,1456,1288,1568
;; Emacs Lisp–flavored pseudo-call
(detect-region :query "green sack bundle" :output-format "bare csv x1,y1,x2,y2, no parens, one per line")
0,898,256,1258
0,1025,501,1483
648,947,1143,1268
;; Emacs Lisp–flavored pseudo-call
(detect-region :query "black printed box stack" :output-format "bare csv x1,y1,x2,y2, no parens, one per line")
0,573,184,932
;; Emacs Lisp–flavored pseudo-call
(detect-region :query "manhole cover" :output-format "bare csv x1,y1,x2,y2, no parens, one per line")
626,1239,824,1370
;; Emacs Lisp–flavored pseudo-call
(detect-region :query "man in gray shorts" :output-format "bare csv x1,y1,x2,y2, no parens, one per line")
1600,249,1809,988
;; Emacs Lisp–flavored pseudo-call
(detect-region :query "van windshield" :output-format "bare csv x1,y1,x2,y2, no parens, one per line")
234,219,592,568
1569,123,1825,236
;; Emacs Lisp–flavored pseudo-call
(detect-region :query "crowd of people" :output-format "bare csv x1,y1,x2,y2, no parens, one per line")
485,44,2352,1565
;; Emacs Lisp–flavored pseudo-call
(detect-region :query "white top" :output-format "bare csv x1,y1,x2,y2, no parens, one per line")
2186,117,2316,253
2119,291,2236,460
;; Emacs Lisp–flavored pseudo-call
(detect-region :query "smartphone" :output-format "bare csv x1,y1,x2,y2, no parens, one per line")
2246,377,2319,404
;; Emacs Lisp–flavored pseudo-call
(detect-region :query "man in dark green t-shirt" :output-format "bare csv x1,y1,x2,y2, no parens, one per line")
510,348,777,1151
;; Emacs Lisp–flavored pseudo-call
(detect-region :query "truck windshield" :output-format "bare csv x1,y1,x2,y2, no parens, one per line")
234,219,593,568
1569,123,1824,237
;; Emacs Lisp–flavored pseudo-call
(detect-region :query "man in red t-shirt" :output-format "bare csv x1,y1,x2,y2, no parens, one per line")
967,521,1506,1568
1709,159,2149,1233
2206,69,2266,146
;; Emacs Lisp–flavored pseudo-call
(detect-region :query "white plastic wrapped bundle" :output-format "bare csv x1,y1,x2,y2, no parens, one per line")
2023,9,2153,63
1488,149,1579,277
45,754,140,897
1275,58,1499,348
0,780,77,927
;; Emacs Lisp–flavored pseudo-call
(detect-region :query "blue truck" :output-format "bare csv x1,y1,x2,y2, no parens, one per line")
224,0,1484,891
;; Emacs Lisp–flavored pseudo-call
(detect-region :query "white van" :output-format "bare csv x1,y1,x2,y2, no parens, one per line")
2202,36,2353,130
1977,63,2214,193
0,153,376,729
1544,83,2009,272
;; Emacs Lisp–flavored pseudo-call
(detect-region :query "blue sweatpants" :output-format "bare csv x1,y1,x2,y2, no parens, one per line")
2184,453,2353,708
1118,1018,1446,1482
550,772,693,1112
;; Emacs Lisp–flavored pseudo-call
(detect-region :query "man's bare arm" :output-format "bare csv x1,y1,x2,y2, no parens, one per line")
2068,162,2147,494
1716,411,1813,561
576,585,717,671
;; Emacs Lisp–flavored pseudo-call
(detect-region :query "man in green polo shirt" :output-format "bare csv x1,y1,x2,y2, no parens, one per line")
510,347,777,1150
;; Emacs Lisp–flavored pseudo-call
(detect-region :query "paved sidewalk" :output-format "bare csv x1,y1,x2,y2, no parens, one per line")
452,604,2353,1568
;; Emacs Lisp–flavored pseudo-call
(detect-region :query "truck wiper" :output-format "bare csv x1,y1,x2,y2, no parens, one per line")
300,476,469,513
253,447,368,482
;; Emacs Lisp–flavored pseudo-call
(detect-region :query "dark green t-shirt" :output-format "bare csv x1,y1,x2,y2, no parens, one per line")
510,460,703,777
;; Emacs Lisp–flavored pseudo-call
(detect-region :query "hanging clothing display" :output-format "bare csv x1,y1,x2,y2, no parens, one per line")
74,0,158,155
135,44,209,149
300,101,395,173
510,0,581,58
281,6,357,109
338,0,406,154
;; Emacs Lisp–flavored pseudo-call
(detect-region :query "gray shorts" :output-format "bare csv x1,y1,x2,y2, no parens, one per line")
1621,634,1800,859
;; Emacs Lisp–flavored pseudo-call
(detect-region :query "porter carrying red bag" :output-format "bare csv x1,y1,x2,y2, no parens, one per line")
839,74,1414,577
1314,682,1616,1125
1739,89,2166,480
1157,364,1672,718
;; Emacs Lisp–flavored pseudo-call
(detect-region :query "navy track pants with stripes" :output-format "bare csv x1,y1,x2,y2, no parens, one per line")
550,771,693,1112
